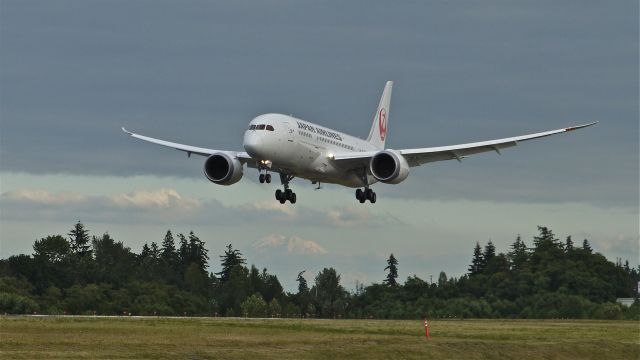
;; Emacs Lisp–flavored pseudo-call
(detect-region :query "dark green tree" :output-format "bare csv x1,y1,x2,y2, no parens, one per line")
33,235,70,263
160,230,178,265
92,233,135,287
468,242,484,275
297,270,309,294
508,235,528,269
482,241,496,267
582,239,593,253
311,268,347,318
295,270,311,317
217,244,246,282
437,271,448,287
188,231,209,272
565,236,574,252
68,221,91,257
384,253,399,286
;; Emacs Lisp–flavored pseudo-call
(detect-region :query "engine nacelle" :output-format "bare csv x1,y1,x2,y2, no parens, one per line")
203,152,243,185
370,150,410,184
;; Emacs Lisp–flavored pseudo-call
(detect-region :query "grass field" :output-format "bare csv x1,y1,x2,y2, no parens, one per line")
1,316,638,359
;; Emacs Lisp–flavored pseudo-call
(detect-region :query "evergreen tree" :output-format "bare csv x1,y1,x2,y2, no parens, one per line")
188,231,209,272
437,271,448,287
468,242,484,275
582,239,593,253
178,233,189,269
259,268,283,302
295,270,311,317
248,265,263,295
483,241,496,266
508,235,528,269
565,236,574,252
384,253,399,286
533,226,560,251
68,221,91,256
150,242,160,259
217,244,246,282
140,243,152,259
297,271,309,294
160,230,177,264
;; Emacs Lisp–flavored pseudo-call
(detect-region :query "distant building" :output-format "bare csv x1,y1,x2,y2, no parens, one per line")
616,298,637,307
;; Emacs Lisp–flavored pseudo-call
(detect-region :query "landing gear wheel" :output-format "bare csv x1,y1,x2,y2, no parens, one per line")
290,192,297,204
275,189,283,201
265,174,271,183
365,188,373,200
355,189,363,200
259,174,265,183
285,189,293,199
370,192,377,204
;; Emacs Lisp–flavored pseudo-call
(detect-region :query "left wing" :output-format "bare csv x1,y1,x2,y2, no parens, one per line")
122,127,252,161
332,122,597,169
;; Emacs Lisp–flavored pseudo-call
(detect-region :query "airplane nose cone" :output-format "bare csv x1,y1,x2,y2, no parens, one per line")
243,131,263,158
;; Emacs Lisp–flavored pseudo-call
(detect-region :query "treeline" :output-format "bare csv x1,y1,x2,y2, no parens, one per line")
0,223,638,319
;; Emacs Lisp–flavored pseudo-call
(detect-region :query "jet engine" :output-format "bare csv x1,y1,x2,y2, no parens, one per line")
203,152,243,185
369,150,410,184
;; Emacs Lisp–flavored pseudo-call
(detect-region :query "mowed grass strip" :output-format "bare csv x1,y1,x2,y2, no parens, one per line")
0,316,638,360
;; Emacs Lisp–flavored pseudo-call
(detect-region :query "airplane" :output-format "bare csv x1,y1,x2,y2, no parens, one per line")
122,81,596,204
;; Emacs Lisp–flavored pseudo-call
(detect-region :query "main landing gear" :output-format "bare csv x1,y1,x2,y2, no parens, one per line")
275,173,296,204
355,188,376,203
355,169,376,204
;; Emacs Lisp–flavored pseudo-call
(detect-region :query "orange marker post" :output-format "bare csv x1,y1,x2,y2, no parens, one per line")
424,319,430,339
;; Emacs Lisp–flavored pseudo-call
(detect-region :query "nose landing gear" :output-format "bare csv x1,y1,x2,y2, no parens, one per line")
258,173,271,183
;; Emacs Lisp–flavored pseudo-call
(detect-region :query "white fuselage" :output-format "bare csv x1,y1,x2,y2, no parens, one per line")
243,113,378,187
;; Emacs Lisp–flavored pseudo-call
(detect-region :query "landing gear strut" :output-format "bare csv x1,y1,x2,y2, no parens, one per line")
275,173,296,204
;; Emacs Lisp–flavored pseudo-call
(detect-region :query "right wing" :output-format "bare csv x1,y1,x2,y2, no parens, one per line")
121,127,252,161
332,122,597,169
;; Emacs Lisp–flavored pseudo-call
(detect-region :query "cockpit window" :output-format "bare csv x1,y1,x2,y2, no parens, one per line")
256,124,266,130
249,125,256,130
266,125,274,131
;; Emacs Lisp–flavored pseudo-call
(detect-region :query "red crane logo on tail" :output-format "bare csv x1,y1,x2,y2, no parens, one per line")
379,108,387,141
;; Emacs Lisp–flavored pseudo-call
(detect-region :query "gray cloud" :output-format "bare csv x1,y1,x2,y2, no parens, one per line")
0,188,395,229
0,1,637,209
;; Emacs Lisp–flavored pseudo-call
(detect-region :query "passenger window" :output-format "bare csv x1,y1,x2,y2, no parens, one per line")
256,124,266,130
266,125,274,131
249,125,256,130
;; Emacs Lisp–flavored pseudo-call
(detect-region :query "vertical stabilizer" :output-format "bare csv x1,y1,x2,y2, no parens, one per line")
366,81,393,149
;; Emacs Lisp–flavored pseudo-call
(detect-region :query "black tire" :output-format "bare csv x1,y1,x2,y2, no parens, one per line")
275,189,283,201
370,192,377,204
279,197,286,204
365,188,373,200
355,189,363,200
265,174,271,183
259,174,265,183
359,196,366,204
285,189,293,199
290,193,297,204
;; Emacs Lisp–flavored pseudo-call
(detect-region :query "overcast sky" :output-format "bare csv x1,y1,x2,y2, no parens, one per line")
1,1,638,290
